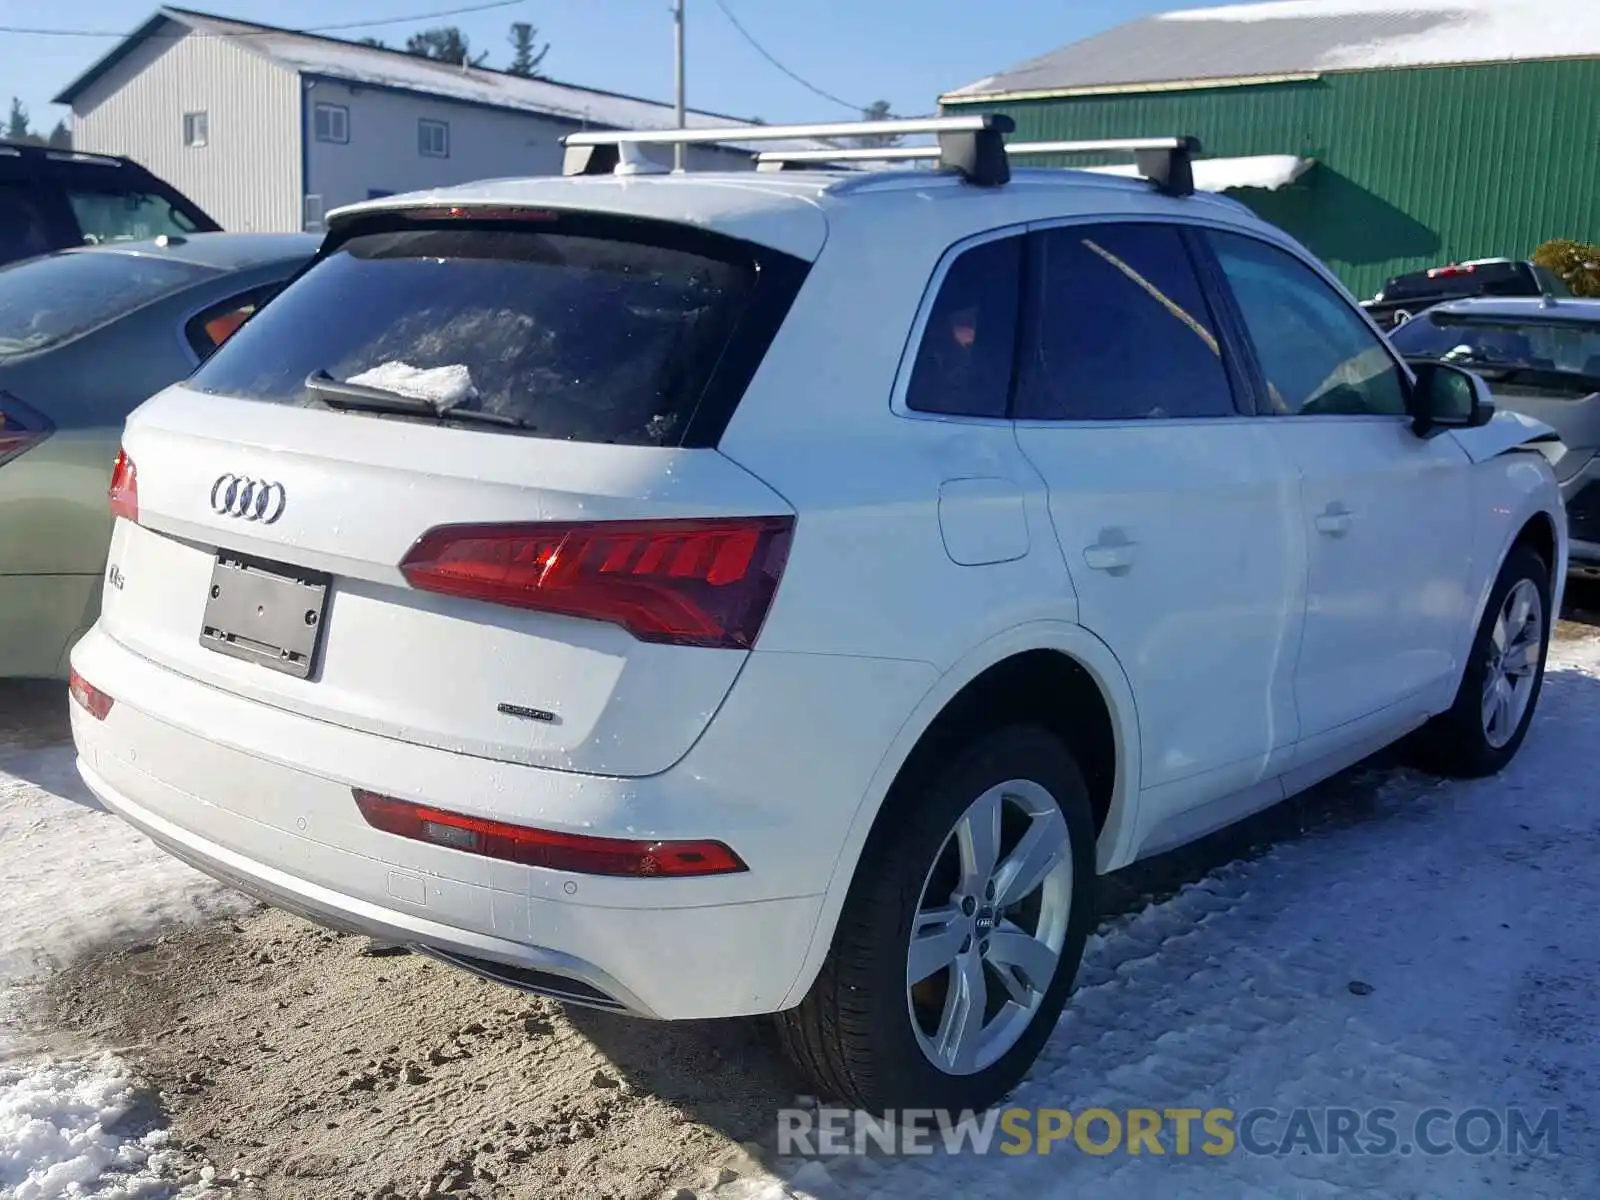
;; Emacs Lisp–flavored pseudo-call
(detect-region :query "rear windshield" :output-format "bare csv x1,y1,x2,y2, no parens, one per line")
1390,311,1600,380
0,249,212,359
65,188,207,245
1380,261,1535,302
188,220,773,447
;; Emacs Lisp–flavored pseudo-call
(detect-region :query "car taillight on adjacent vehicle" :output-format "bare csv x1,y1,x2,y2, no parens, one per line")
398,515,794,650
0,397,52,468
108,448,138,522
352,789,747,877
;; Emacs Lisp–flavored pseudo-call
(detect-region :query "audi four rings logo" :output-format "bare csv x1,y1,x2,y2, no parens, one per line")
210,474,287,524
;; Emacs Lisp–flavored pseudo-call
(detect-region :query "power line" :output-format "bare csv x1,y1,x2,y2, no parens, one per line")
0,0,523,39
706,0,872,116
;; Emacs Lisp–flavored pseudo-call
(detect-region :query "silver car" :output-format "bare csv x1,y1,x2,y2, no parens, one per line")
1390,294,1600,576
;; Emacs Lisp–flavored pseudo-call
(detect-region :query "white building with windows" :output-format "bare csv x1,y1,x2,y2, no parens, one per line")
54,6,788,233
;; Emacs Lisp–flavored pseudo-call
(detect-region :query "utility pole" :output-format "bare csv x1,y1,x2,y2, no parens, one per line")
673,0,686,170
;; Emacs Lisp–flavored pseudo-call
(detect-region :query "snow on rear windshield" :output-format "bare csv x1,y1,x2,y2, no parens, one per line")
189,226,758,447
0,251,211,359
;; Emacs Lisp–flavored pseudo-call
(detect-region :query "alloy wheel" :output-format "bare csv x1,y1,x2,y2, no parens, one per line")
1481,577,1543,750
905,779,1074,1076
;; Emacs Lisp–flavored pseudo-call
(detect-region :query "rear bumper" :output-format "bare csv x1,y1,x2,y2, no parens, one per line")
77,757,655,1013
69,624,937,1019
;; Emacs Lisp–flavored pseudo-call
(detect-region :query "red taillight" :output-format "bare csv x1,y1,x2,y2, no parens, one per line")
1428,264,1475,279
68,668,114,720
108,448,138,523
0,428,48,467
353,790,747,877
398,516,794,650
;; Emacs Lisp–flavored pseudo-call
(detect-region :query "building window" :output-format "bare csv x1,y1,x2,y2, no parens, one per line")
182,111,208,148
314,103,349,144
418,119,449,159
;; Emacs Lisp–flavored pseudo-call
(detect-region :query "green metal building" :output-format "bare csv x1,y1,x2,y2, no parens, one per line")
940,1,1600,298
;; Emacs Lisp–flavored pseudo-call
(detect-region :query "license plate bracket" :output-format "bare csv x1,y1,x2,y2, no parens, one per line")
199,552,329,679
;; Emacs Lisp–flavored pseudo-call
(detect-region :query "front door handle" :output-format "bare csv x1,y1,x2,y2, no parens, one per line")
1084,528,1138,575
1315,503,1354,538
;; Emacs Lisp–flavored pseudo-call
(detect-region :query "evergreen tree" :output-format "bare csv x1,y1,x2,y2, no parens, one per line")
506,22,549,78
404,27,487,67
851,100,902,148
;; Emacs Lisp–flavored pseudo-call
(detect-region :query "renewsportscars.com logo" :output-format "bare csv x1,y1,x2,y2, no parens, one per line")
777,1105,1563,1159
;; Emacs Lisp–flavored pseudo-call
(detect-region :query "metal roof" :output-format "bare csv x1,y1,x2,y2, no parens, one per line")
944,0,1600,101
53,7,804,150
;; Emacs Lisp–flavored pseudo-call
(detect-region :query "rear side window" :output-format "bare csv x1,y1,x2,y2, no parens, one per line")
184,284,282,359
0,250,212,359
1016,222,1236,421
905,236,1022,419
190,219,792,447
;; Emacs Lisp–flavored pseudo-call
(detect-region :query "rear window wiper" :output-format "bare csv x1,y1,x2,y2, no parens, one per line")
305,369,437,415
303,370,533,429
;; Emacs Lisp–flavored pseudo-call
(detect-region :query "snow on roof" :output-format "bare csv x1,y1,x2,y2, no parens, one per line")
1084,153,1315,191
57,7,828,153
944,0,1600,99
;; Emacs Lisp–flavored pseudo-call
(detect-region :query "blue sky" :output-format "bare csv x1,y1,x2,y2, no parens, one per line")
1,0,1224,133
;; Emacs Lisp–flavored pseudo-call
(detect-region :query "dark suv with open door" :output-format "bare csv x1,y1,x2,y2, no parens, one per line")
0,142,220,267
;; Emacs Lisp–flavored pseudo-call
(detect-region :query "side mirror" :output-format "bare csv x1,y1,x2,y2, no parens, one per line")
1408,360,1495,438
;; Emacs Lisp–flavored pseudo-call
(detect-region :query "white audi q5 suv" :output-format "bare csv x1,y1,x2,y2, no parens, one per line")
69,116,1566,1114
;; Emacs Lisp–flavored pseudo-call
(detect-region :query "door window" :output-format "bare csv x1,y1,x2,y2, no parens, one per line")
904,235,1022,419
1016,222,1237,421
1209,231,1410,418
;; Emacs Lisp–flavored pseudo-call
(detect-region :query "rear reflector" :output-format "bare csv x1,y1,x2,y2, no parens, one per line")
399,515,794,650
352,789,747,877
68,668,114,720
108,448,138,523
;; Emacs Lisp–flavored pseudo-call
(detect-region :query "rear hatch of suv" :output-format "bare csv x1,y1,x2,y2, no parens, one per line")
99,202,811,777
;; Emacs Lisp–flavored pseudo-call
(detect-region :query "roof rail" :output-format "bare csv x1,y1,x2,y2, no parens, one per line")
0,141,127,167
754,135,1204,197
562,114,1017,186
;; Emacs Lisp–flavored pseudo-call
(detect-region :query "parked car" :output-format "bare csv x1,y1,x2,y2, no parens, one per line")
1,232,318,678
1360,257,1571,330
67,123,1566,1116
0,142,220,267
1390,295,1600,578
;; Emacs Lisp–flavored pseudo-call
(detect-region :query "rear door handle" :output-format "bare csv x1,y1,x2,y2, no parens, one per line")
1315,503,1354,537
1084,529,1138,575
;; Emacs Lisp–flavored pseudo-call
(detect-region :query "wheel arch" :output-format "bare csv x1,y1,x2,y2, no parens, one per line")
777,621,1142,1010
1456,467,1565,689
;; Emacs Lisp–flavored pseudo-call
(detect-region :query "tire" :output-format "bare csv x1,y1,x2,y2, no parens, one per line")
775,725,1098,1113
1409,543,1552,778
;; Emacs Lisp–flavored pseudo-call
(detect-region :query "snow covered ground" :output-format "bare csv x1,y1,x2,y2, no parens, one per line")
3,635,1598,1198
0,706,249,1199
